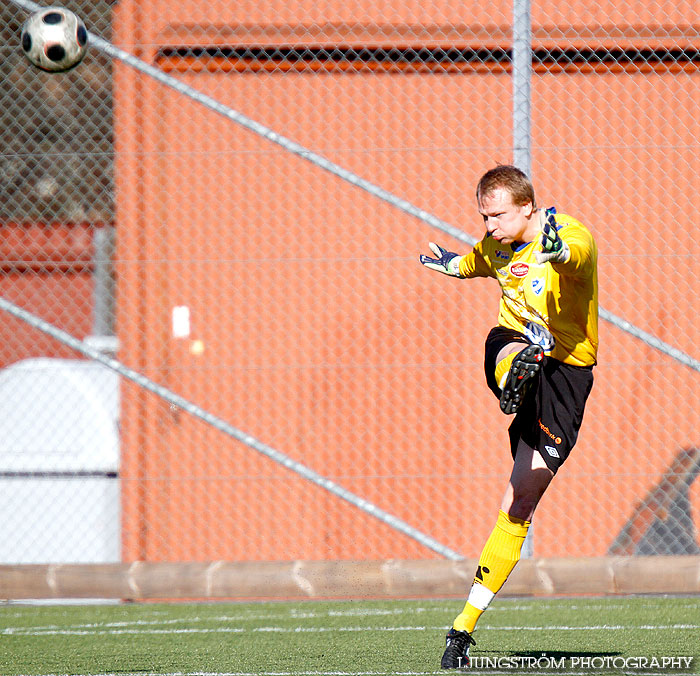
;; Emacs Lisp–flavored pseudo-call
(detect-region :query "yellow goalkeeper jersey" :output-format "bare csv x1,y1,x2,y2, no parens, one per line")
458,212,598,367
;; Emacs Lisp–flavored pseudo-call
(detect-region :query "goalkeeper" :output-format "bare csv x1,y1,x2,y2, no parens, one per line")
420,165,598,669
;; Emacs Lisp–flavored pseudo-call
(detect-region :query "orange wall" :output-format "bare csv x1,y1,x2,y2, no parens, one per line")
113,2,700,561
0,224,95,367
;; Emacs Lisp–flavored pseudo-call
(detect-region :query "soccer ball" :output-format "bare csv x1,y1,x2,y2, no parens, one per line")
21,7,88,73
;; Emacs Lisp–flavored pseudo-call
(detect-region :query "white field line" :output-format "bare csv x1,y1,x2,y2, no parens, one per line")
9,671,700,676
0,672,448,676
0,606,448,633
4,598,697,622
0,672,450,676
4,598,698,625
5,599,700,634
3,623,700,637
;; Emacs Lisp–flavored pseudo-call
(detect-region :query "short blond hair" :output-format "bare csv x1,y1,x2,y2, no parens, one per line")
476,165,536,208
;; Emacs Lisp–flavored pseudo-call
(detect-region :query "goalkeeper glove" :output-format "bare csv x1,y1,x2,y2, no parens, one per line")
535,207,570,265
419,242,464,277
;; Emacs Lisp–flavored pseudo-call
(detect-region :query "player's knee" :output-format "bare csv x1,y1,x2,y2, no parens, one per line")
507,492,540,522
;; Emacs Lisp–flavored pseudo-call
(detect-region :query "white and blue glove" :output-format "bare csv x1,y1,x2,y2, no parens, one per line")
419,242,464,277
535,207,570,265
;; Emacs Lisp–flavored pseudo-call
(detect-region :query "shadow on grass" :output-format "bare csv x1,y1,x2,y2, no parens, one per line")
507,651,623,659
472,649,624,665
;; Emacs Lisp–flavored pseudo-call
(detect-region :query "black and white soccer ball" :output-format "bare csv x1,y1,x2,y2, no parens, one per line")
21,7,88,72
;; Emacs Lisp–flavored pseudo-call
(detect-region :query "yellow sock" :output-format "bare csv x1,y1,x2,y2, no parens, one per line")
453,598,485,633
494,352,517,390
453,510,530,633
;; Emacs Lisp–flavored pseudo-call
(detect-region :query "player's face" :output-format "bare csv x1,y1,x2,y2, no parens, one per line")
478,188,534,245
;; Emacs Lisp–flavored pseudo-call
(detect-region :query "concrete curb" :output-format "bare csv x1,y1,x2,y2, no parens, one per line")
1,557,699,600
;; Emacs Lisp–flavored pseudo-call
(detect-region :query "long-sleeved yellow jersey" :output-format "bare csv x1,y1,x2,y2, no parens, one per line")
458,212,598,367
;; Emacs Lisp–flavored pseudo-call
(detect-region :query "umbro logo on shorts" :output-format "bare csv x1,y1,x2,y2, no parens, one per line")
545,445,560,458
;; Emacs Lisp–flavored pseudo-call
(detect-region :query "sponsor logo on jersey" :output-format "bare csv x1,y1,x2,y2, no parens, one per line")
510,262,529,277
495,249,510,261
531,277,545,295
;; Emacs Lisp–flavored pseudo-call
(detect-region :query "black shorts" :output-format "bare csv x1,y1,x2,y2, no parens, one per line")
484,326,594,474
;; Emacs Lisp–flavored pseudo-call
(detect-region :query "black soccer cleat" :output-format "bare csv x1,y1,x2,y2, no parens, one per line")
441,628,476,669
499,344,544,415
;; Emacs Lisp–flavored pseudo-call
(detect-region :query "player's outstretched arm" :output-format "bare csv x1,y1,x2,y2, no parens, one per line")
535,208,570,265
419,242,464,277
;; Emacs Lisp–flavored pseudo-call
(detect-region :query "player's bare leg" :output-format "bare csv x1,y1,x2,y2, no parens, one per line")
495,343,527,365
501,439,554,521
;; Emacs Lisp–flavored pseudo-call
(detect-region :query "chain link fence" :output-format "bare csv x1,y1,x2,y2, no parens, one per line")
0,0,698,567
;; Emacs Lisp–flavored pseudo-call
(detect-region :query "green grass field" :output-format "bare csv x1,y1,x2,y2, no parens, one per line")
1,596,698,675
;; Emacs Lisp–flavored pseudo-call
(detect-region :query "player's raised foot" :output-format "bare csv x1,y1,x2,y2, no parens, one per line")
499,344,544,415
441,628,476,669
